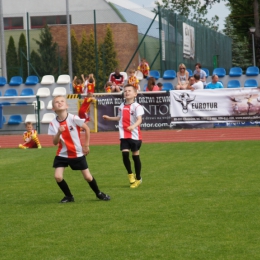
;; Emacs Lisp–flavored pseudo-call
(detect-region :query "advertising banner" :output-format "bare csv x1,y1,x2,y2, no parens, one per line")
170,88,260,124
97,93,171,131
183,23,195,59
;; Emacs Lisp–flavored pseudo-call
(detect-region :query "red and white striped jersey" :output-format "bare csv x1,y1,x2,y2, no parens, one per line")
48,113,85,158
117,102,144,140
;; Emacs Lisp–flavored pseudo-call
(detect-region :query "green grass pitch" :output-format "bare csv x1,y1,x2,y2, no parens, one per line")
1,141,260,260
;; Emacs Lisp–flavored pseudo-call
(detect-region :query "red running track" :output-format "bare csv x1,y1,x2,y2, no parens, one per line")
1,127,260,148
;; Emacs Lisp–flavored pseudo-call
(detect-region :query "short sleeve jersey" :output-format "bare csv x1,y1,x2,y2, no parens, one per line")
138,62,150,76
87,82,95,93
74,84,84,94
205,82,224,89
48,113,85,158
117,102,144,140
110,73,124,85
128,76,139,90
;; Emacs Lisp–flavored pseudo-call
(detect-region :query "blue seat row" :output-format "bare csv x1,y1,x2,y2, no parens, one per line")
3,88,35,96
227,79,258,88
0,75,39,87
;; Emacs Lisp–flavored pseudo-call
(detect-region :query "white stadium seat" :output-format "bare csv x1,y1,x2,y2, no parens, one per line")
52,87,67,96
41,113,56,123
56,74,70,84
36,88,50,97
41,75,55,85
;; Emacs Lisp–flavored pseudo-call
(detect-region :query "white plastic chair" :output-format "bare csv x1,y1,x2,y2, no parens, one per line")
56,74,70,84
52,87,67,96
41,113,56,123
135,70,144,80
47,100,53,110
25,114,37,123
41,75,55,85
120,72,128,81
32,100,45,110
36,88,50,97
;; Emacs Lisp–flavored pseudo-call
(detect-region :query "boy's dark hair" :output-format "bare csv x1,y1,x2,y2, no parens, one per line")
89,78,94,83
194,74,200,80
157,82,163,87
195,63,202,68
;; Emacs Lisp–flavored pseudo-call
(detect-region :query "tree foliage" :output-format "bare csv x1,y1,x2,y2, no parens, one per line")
34,25,59,77
155,0,219,31
71,30,81,77
6,36,19,81
18,33,28,81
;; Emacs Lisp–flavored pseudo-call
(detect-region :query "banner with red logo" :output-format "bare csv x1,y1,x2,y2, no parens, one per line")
170,88,260,123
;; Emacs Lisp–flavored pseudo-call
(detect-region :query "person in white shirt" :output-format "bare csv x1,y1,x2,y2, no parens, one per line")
188,74,203,91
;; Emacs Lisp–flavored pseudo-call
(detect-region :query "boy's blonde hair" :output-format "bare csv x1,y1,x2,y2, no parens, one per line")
124,84,137,92
25,122,33,126
52,95,67,107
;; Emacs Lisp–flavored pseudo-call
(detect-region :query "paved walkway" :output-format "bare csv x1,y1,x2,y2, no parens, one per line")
1,127,260,148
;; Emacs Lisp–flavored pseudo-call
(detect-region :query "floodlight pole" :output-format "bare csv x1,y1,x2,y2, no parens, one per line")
66,0,73,80
249,27,256,66
0,0,7,78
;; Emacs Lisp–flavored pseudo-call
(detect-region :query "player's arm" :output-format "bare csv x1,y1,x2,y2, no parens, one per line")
102,115,120,121
81,123,90,155
127,115,142,131
52,126,65,145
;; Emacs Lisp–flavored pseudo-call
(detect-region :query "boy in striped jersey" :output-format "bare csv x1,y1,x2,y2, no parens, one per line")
103,84,144,188
48,95,110,203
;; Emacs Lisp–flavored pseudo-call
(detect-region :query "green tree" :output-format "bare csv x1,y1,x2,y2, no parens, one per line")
102,25,118,79
155,0,219,30
6,36,19,81
34,25,59,77
18,33,28,81
79,31,89,76
223,17,251,70
30,50,41,75
71,30,81,77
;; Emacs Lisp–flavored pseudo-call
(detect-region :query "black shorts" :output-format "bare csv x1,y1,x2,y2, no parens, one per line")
120,138,142,152
53,156,88,170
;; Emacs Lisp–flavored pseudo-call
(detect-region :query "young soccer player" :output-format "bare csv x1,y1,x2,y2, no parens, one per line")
127,69,140,91
78,92,95,122
103,84,144,188
19,122,41,149
48,95,110,203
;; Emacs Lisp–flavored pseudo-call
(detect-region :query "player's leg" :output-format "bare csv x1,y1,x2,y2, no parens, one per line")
130,140,142,189
121,139,135,184
55,167,74,203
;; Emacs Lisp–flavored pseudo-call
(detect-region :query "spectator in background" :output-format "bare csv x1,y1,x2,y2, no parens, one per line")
157,82,163,91
73,75,85,94
193,63,207,87
205,74,224,89
104,81,113,93
146,77,159,91
109,68,125,92
187,74,203,91
137,58,150,78
176,63,189,90
187,76,195,90
128,69,140,91
85,74,95,93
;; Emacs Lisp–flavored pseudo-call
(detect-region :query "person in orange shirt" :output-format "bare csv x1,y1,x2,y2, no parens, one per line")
78,92,95,122
127,69,140,91
73,75,85,94
137,58,150,78
19,122,41,149
104,81,113,93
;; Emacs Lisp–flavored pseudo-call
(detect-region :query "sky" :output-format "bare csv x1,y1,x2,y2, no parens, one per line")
128,0,230,31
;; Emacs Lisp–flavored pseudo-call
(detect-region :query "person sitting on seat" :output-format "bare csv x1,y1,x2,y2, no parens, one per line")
193,63,207,87
205,74,224,89
128,69,140,91
145,77,159,91
137,58,150,78
109,68,125,92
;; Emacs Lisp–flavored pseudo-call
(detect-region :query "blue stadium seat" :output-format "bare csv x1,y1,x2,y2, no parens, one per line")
4,89,18,96
201,68,209,78
244,79,258,88
0,91,1,96
0,101,11,106
9,76,23,86
148,70,160,80
16,101,28,105
8,115,23,125
229,67,243,77
2,116,6,124
0,76,7,86
186,69,193,77
162,70,176,79
212,68,226,77
227,80,241,88
25,75,39,85
162,83,174,91
20,88,34,96
246,66,259,76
